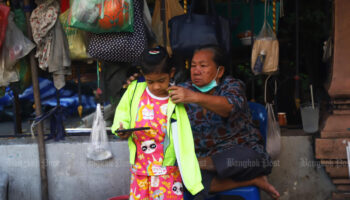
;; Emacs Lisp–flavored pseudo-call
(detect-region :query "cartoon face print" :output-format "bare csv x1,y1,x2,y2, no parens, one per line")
136,177,148,190
142,105,154,120
152,189,164,200
136,101,154,122
172,182,183,196
141,140,157,154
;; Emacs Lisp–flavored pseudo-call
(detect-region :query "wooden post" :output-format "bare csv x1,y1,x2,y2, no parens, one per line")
160,0,167,47
23,1,49,199
12,86,22,135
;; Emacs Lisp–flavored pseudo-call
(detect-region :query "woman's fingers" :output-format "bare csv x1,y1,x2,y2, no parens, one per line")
123,73,139,88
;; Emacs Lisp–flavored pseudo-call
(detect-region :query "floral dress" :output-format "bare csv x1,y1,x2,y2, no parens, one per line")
129,87,184,200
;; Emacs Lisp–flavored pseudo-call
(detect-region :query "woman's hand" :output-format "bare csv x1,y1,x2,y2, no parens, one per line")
122,73,140,88
169,85,233,117
168,86,197,104
117,122,132,139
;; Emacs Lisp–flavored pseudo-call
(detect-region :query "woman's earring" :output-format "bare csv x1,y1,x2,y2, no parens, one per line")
170,78,176,86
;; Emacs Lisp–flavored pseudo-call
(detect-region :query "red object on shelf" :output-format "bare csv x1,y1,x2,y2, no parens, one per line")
98,0,130,29
108,195,129,200
60,0,70,13
0,5,10,50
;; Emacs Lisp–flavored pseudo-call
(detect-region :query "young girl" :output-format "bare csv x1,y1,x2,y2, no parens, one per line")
111,46,203,200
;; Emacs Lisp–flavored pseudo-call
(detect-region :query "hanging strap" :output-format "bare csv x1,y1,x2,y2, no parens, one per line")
264,74,277,104
280,0,284,18
272,0,276,33
264,0,268,24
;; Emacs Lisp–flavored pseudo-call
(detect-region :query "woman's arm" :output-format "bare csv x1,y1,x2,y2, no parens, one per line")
168,86,233,118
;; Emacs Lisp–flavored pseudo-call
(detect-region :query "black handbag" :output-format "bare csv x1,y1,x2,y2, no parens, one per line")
87,0,147,63
168,0,231,58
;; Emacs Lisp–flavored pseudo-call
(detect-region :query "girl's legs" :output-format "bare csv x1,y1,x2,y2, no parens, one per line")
150,168,184,200
129,173,149,200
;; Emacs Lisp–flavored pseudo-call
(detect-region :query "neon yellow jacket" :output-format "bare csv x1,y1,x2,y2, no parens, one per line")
111,79,204,195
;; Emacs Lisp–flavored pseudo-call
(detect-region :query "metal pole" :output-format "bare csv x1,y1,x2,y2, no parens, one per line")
295,0,300,109
23,0,49,199
11,85,22,135
250,0,255,101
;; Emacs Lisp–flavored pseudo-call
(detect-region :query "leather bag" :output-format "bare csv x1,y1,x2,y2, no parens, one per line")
168,0,231,58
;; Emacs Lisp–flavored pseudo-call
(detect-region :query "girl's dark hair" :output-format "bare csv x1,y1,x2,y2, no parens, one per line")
141,46,172,74
194,45,227,70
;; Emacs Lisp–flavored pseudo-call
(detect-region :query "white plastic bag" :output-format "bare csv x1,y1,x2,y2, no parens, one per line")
266,103,281,160
87,104,113,161
0,12,35,87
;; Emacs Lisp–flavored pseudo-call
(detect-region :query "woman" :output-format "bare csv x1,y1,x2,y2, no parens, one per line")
125,45,280,199
168,45,280,199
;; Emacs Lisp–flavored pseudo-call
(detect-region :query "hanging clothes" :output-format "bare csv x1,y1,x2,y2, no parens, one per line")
151,0,184,55
30,0,71,90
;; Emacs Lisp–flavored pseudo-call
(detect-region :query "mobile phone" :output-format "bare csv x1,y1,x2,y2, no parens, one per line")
116,127,150,133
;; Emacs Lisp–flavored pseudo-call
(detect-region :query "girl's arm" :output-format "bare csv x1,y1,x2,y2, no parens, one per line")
111,81,137,136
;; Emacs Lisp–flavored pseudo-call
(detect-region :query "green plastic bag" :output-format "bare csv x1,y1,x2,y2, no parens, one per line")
13,9,27,34
70,0,134,33
60,9,89,60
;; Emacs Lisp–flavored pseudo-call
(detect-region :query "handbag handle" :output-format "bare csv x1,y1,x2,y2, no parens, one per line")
190,0,217,16
185,0,218,25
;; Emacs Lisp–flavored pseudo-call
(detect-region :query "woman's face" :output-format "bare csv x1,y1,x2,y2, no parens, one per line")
191,50,224,87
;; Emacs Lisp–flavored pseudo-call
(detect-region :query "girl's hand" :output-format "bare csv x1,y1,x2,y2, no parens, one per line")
117,122,132,139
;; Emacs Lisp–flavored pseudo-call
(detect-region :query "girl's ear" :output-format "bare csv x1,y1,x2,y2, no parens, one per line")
170,67,176,78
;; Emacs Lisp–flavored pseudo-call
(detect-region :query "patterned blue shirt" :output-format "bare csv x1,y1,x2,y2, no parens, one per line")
180,76,266,158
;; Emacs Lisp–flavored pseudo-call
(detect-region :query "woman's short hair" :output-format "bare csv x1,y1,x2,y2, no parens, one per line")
194,45,227,69
141,46,172,74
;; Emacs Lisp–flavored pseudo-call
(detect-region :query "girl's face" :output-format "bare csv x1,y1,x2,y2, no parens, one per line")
144,71,174,97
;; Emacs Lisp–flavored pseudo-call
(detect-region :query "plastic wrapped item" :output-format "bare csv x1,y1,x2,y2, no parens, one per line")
70,0,133,33
87,104,113,161
0,12,35,87
266,103,281,160
251,1,279,75
60,9,89,60
0,5,10,50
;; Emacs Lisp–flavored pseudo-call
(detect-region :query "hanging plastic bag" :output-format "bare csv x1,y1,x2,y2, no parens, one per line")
152,0,184,55
13,8,27,34
0,12,35,87
60,9,89,60
70,0,133,33
251,1,279,75
265,103,281,160
0,5,10,51
87,104,113,161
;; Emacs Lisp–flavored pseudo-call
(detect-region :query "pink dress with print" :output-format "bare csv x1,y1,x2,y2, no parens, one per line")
129,87,184,200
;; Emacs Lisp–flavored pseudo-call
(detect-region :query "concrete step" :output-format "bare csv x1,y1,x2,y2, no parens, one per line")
0,171,8,200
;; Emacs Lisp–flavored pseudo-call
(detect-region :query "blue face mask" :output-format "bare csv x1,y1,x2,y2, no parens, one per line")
192,68,220,93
